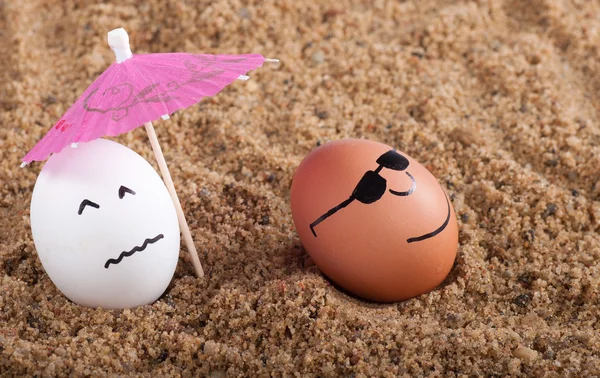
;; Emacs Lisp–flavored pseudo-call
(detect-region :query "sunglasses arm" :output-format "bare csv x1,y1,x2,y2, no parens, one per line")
309,196,355,237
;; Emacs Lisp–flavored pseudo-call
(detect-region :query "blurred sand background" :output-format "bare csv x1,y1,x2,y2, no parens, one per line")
1,0,600,376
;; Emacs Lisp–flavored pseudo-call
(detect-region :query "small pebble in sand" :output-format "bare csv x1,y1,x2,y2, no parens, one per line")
513,345,538,361
311,51,325,64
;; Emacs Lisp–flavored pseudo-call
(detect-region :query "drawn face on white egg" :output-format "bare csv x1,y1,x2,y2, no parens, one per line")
30,138,180,309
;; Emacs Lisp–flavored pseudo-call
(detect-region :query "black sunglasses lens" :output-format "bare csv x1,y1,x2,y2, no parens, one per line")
376,150,409,171
352,171,386,204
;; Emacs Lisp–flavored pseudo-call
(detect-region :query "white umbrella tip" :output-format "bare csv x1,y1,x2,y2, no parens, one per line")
108,28,130,48
20,162,28,168
265,58,279,63
108,28,133,63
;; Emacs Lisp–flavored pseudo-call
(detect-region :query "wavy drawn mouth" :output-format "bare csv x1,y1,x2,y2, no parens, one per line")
104,234,164,269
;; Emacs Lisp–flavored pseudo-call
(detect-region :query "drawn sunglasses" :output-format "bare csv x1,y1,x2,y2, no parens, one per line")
309,150,416,237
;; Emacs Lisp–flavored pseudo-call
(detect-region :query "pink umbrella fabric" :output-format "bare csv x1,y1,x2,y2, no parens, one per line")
23,52,268,163
22,28,278,278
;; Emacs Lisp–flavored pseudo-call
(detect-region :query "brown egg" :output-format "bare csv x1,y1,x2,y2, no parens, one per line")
290,139,458,302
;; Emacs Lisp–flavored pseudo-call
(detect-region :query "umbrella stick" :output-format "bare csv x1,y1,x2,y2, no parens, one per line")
144,121,205,278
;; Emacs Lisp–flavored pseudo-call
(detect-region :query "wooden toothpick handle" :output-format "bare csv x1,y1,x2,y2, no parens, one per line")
144,122,205,278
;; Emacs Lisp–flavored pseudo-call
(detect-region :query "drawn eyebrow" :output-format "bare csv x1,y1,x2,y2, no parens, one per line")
118,186,136,199
78,199,100,215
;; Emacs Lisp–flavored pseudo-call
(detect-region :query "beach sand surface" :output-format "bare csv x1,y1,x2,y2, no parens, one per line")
1,0,599,376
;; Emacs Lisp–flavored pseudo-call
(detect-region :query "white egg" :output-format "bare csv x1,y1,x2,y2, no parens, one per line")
30,138,180,309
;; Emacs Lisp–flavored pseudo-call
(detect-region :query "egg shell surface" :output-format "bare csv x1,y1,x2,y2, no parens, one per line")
30,138,180,309
290,139,458,302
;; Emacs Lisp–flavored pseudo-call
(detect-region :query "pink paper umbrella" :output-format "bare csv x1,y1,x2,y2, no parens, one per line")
22,28,279,278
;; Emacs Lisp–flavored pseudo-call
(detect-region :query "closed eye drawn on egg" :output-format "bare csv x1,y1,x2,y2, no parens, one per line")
309,149,451,243
104,234,164,268
389,172,416,196
118,185,136,199
78,199,100,215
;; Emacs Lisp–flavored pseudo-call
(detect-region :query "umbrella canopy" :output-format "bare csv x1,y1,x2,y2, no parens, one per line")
23,29,273,164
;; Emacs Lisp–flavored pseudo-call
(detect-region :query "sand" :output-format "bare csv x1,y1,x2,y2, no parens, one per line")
1,0,600,376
